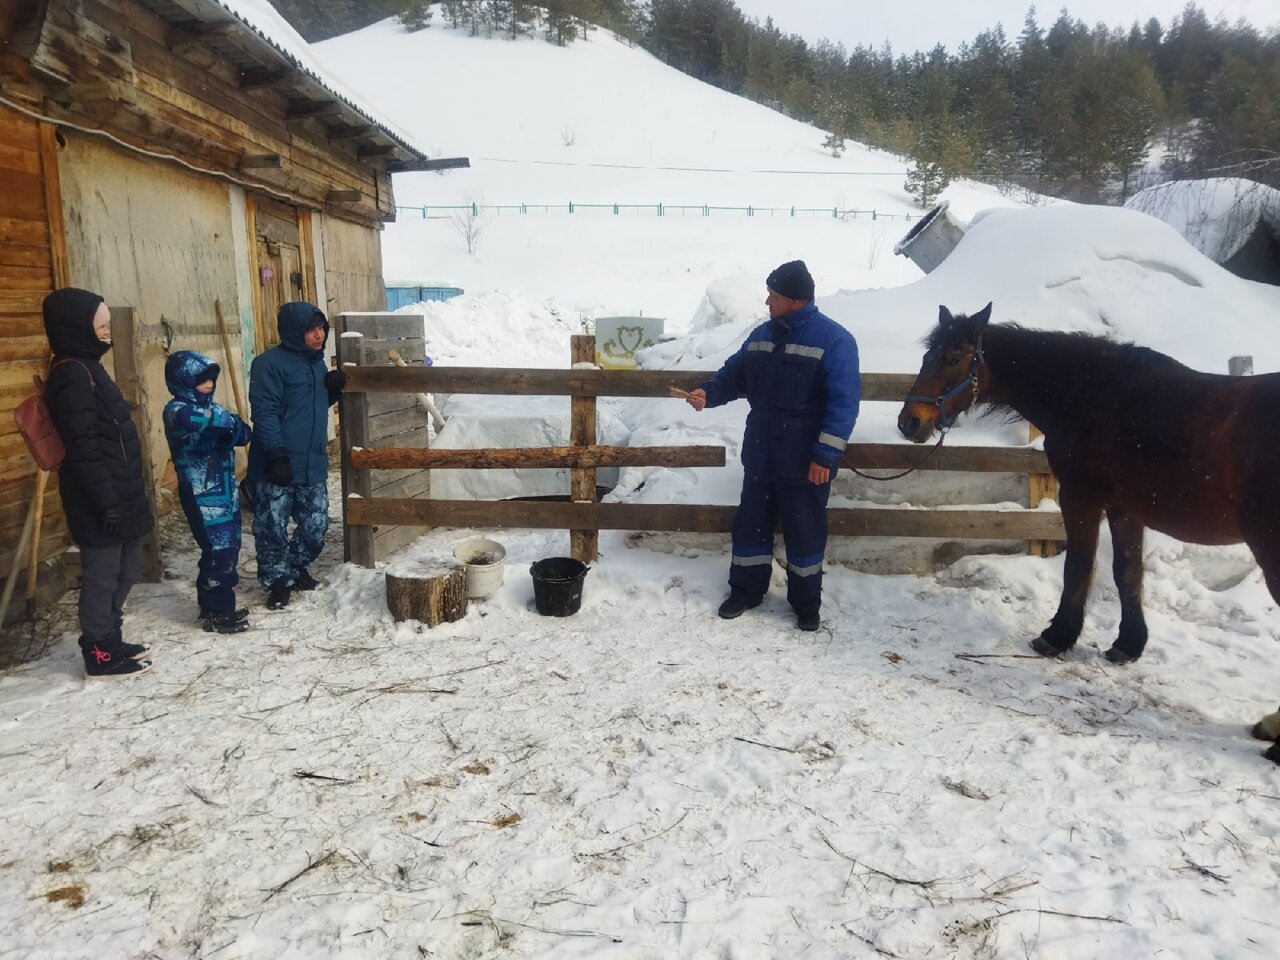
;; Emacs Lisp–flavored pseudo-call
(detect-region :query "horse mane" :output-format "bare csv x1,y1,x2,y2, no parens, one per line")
930,316,1191,426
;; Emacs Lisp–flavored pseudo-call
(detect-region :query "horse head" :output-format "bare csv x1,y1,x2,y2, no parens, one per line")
897,303,992,443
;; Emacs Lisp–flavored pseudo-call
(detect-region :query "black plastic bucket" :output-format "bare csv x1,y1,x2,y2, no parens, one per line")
530,557,589,617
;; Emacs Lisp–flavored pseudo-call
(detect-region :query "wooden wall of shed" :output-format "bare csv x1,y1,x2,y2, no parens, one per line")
320,215,387,319
21,0,400,226
55,132,246,508
0,104,68,611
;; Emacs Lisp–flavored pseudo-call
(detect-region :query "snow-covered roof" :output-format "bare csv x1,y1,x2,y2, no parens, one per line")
1124,177,1280,264
134,0,428,162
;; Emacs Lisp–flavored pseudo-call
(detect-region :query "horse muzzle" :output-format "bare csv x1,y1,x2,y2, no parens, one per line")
898,406,936,443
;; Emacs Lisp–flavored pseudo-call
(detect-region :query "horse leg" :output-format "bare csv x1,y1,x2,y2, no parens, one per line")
1103,510,1148,665
1242,525,1280,762
1030,493,1102,656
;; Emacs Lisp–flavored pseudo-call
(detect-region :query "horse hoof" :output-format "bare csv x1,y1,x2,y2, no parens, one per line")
1029,637,1067,657
1104,647,1139,665
1265,741,1280,765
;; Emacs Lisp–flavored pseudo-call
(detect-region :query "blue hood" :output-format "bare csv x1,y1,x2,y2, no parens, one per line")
277,301,329,355
165,350,220,406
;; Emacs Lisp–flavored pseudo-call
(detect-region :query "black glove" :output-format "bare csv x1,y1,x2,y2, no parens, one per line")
324,369,347,403
265,448,293,486
101,503,126,539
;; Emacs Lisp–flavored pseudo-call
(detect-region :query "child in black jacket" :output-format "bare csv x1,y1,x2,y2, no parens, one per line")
42,288,154,678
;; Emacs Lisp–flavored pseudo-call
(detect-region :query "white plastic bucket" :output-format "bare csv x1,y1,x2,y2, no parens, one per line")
452,537,507,599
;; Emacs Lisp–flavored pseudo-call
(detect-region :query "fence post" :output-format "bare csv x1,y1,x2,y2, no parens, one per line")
657,203,663,216
570,335,598,563
338,318,375,568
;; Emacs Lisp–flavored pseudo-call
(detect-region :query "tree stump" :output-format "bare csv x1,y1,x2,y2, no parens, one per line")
386,564,468,626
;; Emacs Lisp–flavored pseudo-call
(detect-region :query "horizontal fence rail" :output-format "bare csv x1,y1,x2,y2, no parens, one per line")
343,366,919,402
396,203,918,221
351,444,727,470
345,499,1066,541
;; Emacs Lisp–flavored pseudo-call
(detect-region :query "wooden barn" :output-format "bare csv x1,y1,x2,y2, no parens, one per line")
0,0,445,623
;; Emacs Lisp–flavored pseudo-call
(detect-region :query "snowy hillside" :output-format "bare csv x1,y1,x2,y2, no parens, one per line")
315,17,1022,321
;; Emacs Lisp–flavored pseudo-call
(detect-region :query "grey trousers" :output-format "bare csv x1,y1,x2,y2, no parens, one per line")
78,538,143,645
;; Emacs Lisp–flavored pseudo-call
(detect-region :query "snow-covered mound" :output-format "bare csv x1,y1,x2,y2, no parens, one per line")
1125,177,1280,264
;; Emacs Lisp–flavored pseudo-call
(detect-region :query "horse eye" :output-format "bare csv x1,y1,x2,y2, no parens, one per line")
945,355,961,367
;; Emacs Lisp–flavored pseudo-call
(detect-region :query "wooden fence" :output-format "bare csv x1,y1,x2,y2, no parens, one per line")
339,335,1064,568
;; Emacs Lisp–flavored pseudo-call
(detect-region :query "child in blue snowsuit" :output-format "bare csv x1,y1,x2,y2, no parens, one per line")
163,350,253,633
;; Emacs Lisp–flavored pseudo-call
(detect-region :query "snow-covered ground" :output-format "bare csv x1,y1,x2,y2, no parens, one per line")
3,13,1280,960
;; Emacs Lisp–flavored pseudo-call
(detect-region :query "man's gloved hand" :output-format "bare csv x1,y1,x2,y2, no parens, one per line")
265,447,293,486
324,370,347,395
101,503,126,539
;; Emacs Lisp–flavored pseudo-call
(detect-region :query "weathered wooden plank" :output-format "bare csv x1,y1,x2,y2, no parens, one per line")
0,170,47,222
372,523,424,561
0,243,52,270
352,444,728,471
366,392,421,419
357,339,426,366
0,215,48,246
844,442,1050,474
337,313,426,340
336,316,375,566
347,498,1067,541
0,103,39,150
344,366,918,402
0,526,68,580
370,469,431,500
0,313,45,338
0,263,53,288
0,336,52,362
36,122,66,288
367,416,429,448
569,334,598,562
252,207,300,246
0,140,41,176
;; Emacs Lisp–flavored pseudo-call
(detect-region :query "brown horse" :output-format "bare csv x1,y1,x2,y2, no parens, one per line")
897,304,1280,764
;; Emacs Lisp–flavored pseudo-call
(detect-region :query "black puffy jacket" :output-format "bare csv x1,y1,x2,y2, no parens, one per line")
42,288,154,547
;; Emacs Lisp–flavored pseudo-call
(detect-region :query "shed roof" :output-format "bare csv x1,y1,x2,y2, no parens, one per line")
134,0,429,168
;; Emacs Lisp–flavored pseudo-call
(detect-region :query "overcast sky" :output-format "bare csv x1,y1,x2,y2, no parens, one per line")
728,1,1279,54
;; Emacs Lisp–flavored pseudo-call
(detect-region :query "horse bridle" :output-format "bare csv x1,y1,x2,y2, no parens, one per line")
850,336,984,483
904,335,985,433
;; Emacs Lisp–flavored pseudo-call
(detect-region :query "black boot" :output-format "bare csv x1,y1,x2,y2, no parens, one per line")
199,606,248,623
266,579,292,610
109,628,150,660
718,591,762,619
796,607,821,632
82,640,152,679
293,568,319,591
203,611,251,634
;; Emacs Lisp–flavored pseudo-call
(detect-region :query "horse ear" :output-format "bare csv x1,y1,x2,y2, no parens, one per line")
972,302,993,328
938,305,955,326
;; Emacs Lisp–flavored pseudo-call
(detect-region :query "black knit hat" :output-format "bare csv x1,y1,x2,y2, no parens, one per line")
766,260,815,301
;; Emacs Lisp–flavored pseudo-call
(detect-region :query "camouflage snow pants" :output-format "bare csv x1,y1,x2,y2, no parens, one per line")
252,480,329,590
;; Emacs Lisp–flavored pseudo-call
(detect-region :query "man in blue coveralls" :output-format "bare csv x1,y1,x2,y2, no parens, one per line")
685,260,860,631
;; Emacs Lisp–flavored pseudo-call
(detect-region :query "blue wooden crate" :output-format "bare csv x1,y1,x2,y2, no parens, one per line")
385,285,464,309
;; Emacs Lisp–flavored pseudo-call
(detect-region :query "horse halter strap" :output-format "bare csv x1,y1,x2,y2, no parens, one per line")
904,335,985,433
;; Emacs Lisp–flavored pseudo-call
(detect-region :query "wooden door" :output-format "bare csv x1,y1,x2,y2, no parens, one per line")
248,196,312,356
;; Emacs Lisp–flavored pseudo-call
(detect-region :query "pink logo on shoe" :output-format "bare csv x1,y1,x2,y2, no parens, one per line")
92,646,111,664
